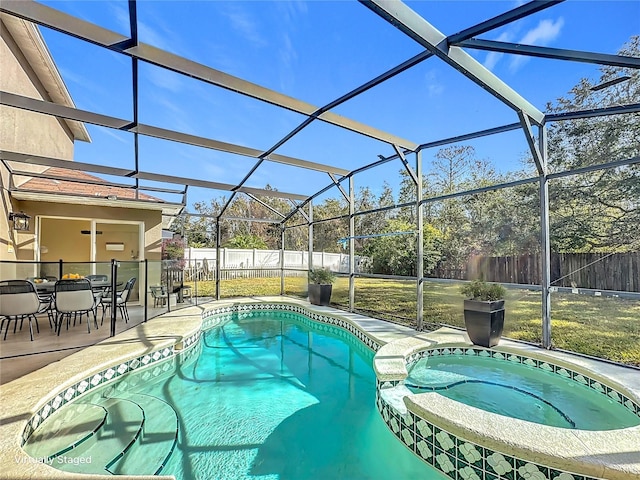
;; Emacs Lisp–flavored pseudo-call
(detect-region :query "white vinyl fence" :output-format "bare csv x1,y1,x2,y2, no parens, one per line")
184,247,368,281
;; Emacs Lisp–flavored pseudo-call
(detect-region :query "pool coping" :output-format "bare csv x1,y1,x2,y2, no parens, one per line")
1,296,638,480
373,335,640,480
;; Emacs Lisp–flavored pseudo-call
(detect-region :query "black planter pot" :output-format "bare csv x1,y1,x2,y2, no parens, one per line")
463,299,505,348
308,284,332,306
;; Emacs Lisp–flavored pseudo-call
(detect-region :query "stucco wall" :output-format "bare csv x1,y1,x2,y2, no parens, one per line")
1,18,75,163
12,201,163,262
1,18,77,268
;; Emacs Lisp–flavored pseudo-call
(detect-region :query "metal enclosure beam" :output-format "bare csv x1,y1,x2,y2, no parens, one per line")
0,91,347,179
394,145,419,186
0,0,416,150
539,126,552,349
360,0,545,125
308,201,314,274
349,176,355,312
415,150,424,331
215,220,221,300
280,225,285,295
458,39,640,69
244,193,286,219
328,173,350,203
519,112,545,174
447,1,564,44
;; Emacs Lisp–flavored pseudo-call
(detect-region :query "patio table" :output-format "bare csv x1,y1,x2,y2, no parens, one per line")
32,281,55,294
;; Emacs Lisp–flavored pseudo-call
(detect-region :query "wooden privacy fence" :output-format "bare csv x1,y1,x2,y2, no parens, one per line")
450,252,640,292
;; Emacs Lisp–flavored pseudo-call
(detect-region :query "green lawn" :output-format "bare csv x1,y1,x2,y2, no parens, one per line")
186,277,640,366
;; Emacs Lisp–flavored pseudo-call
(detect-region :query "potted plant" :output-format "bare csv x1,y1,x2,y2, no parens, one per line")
460,280,506,348
308,268,336,306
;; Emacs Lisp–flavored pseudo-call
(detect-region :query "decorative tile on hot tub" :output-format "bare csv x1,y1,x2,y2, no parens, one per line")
400,428,415,450
415,418,433,442
515,460,550,480
389,416,401,437
457,440,483,469
401,412,415,432
457,464,482,480
434,428,455,452
434,448,457,479
484,450,515,479
415,439,433,464
548,468,579,480
484,472,499,480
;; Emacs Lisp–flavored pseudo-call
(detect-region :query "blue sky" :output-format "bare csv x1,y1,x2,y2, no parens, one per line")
38,0,639,210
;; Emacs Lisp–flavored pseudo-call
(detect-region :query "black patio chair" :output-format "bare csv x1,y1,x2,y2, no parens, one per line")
101,277,137,324
54,278,100,335
0,280,41,341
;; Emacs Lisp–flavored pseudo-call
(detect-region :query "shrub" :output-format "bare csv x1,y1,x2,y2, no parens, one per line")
308,268,336,284
460,280,505,301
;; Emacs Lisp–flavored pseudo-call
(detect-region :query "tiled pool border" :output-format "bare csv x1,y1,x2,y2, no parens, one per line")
374,345,640,480
21,301,382,447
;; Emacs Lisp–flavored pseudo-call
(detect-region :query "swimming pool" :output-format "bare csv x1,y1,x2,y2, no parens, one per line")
405,354,640,430
23,310,446,479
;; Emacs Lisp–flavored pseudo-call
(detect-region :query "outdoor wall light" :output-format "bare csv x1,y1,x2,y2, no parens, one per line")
9,211,30,231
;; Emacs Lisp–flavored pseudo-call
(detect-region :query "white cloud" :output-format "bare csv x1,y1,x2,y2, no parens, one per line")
520,17,564,45
222,4,266,48
484,31,513,71
279,33,297,71
145,67,184,93
93,125,129,144
509,18,564,72
109,2,130,35
424,69,444,97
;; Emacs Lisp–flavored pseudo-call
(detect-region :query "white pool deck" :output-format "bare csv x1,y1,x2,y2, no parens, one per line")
0,296,638,480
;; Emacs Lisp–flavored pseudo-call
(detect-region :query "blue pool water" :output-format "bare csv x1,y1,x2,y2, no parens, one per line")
26,311,446,479
406,355,640,430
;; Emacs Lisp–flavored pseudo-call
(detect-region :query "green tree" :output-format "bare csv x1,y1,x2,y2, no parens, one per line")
224,234,268,249
365,219,442,276
543,36,639,252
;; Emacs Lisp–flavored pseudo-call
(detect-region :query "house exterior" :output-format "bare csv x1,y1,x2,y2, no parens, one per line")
1,14,179,299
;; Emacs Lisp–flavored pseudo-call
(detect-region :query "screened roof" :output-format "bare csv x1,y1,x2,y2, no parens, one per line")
1,0,638,223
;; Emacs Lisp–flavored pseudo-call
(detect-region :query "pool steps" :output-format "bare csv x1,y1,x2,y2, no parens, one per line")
108,393,179,475
54,397,144,474
23,402,107,460
24,393,179,476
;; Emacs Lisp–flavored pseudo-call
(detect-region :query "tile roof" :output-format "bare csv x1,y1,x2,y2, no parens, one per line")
17,167,162,202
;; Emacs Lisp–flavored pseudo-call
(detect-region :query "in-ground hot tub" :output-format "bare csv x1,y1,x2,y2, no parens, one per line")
374,340,640,480
404,351,640,430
